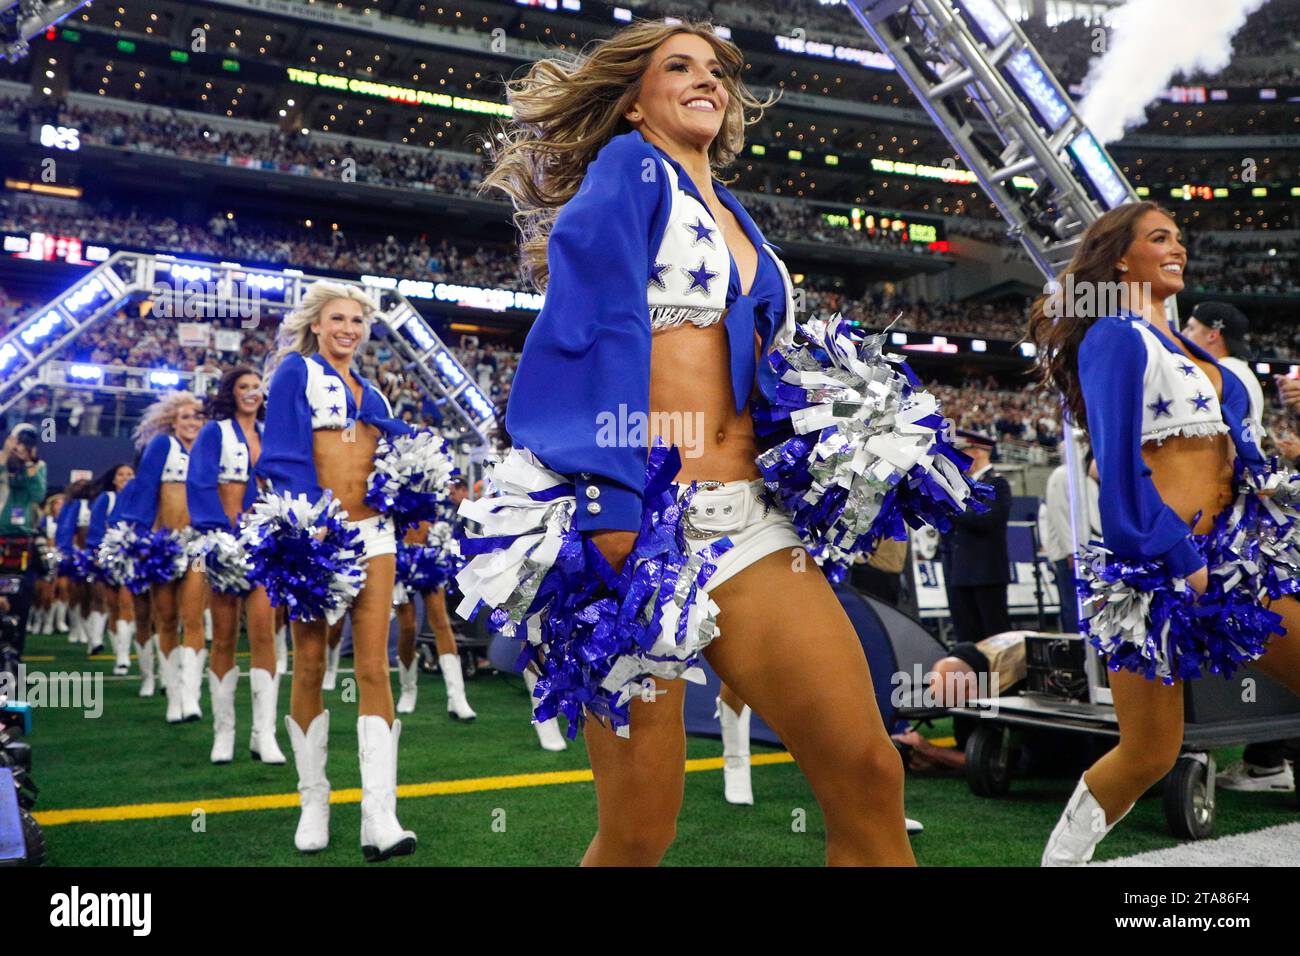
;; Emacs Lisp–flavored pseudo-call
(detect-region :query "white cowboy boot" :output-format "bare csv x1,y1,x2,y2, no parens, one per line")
208,667,238,764
273,624,288,676
85,609,108,656
53,599,68,634
522,667,566,751
357,715,416,862
204,607,213,645
179,646,203,722
717,696,754,806
249,668,286,764
396,657,419,715
285,711,330,853
440,653,476,721
136,637,156,697
162,647,184,723
1042,775,1130,866
67,605,84,644
322,641,342,691
110,619,131,675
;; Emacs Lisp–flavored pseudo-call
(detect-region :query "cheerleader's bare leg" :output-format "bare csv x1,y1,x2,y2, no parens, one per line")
176,567,207,721
703,549,914,866
209,590,241,764
244,586,284,763
427,587,475,720
286,616,330,852
716,681,752,805
349,550,417,860
394,599,419,714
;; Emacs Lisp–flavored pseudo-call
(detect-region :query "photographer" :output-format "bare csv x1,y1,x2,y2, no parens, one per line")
0,423,48,674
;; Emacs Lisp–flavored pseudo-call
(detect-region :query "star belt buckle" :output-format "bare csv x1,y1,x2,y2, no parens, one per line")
682,480,725,539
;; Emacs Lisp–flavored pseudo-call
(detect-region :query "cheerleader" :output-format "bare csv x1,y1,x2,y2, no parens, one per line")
1029,202,1300,865
392,501,476,720
33,495,63,635
186,366,286,766
87,464,136,675
112,392,206,723
463,22,982,866
251,281,417,860
53,480,96,652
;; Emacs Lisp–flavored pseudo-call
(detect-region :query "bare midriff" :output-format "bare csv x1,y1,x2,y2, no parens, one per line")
314,424,381,520
1139,337,1234,536
156,483,190,531
648,321,763,486
1143,433,1235,535
218,483,247,525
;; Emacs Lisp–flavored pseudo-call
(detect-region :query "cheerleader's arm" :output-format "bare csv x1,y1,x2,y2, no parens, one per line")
255,352,322,502
186,420,231,531
1080,317,1204,576
503,131,669,533
114,434,168,532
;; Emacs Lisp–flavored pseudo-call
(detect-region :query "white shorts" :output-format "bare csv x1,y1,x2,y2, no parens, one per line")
347,514,397,561
673,478,804,591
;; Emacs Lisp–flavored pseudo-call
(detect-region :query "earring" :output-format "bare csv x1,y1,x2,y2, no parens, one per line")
1118,265,1128,272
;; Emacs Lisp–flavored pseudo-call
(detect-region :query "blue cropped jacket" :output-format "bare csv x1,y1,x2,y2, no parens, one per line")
505,129,797,532
1079,313,1264,577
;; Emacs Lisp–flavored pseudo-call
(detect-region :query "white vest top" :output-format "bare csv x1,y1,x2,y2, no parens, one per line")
1135,322,1230,444
647,158,797,348
304,355,394,430
161,435,190,483
217,419,252,483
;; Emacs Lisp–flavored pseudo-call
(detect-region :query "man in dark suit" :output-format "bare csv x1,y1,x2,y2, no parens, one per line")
939,429,1013,645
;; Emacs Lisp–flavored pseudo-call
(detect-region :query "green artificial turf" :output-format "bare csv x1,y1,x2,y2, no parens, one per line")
16,629,1299,867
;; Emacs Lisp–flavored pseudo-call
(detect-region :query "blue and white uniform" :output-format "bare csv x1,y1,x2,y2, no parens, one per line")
1076,312,1290,682
499,129,802,588
116,435,192,532
255,351,414,559
54,497,91,578
187,418,262,533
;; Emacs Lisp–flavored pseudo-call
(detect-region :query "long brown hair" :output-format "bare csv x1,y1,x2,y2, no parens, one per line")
478,19,775,292
1027,201,1174,432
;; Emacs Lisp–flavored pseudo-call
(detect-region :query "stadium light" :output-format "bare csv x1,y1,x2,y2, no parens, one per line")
67,363,103,383
461,385,495,422
0,342,20,378
18,309,66,348
432,352,466,388
148,370,182,389
1004,50,1072,132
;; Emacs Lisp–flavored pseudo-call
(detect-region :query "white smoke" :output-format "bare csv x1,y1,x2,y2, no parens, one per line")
1078,0,1272,144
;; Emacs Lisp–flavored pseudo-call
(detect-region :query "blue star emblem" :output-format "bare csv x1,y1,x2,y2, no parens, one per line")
329,404,341,415
684,217,716,247
1178,363,1196,377
648,261,669,291
326,382,341,393
681,259,718,296
1189,392,1212,412
377,519,388,532
1148,395,1173,418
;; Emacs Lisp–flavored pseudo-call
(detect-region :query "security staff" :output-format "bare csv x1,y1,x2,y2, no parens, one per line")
939,429,1012,645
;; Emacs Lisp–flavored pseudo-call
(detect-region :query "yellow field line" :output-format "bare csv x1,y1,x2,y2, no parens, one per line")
32,752,797,827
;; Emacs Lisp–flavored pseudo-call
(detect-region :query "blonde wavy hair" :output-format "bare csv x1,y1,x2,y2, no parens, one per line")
479,18,775,292
133,390,201,450
263,280,378,383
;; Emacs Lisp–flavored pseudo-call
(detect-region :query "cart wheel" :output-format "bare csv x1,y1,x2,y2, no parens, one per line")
1163,754,1216,840
965,722,1012,797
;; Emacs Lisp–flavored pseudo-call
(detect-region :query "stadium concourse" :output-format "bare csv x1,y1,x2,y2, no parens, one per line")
0,0,1299,881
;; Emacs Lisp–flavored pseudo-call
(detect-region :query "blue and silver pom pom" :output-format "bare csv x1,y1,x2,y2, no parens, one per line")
365,428,458,533
240,490,366,624
1221,458,1300,601
754,314,987,582
456,443,727,738
397,528,462,595
1077,530,1283,684
188,529,254,596
96,522,189,592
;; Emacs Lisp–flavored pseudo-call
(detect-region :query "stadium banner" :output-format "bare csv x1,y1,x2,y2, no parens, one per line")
214,329,244,353
177,323,211,348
